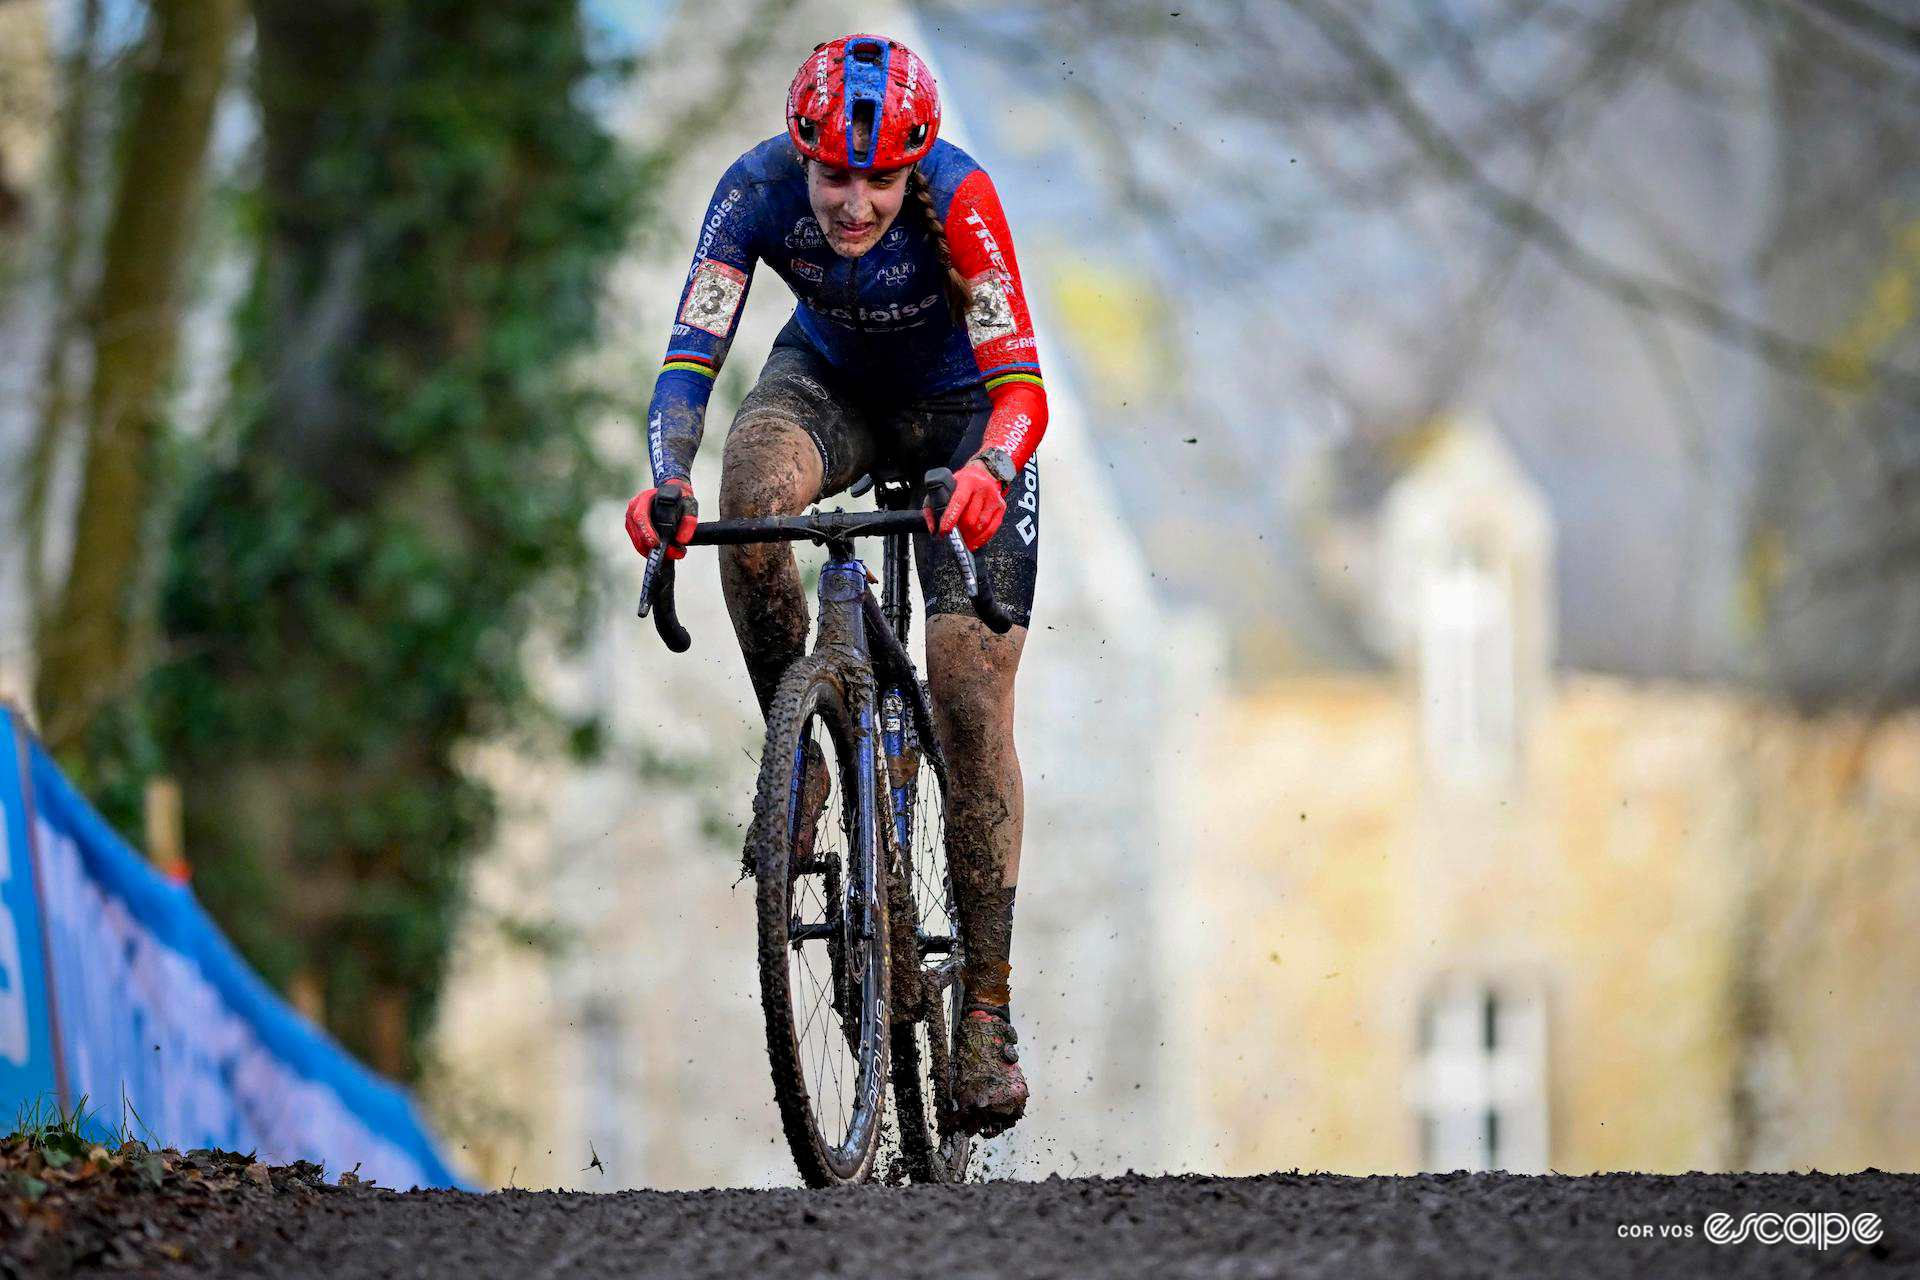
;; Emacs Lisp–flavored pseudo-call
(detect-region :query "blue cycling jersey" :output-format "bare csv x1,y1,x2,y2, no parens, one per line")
646,135,1046,484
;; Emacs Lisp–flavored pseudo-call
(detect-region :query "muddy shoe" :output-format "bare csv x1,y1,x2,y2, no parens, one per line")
952,1006,1028,1137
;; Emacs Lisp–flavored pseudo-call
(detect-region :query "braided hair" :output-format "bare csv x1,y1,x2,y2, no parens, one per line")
908,168,974,325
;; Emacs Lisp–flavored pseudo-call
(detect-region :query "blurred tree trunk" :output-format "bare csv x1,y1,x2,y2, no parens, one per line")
32,0,242,756
0,0,52,238
23,0,102,631
1748,4,1920,704
151,0,634,1080
249,0,384,480
233,0,432,1081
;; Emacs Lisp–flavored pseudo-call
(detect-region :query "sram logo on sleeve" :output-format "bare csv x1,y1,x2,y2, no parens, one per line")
680,259,748,337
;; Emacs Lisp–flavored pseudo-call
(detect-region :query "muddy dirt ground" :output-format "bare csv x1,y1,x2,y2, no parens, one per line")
4,1154,1913,1278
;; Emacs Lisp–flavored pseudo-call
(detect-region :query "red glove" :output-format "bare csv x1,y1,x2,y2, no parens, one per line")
924,462,1007,552
625,479,697,559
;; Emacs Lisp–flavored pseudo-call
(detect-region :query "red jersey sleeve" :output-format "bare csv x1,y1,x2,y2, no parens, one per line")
945,169,1048,472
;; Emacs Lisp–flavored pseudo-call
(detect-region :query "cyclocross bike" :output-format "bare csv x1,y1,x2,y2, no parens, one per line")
636,467,1013,1187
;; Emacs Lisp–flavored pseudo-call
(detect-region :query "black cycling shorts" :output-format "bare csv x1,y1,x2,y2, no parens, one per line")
728,322,1039,629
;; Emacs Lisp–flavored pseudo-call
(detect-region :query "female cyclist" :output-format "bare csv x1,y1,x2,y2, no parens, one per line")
623,34,1046,1138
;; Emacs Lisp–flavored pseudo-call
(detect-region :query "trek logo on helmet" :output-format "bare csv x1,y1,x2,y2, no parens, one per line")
901,52,921,109
811,48,831,114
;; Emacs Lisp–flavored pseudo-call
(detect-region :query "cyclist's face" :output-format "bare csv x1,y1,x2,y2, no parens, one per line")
807,160,909,259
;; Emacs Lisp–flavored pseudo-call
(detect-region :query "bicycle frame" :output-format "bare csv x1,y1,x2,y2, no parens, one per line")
636,479,996,1182
873,485,921,868
639,494,991,894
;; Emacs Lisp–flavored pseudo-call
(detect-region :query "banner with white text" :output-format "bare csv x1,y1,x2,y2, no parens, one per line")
0,706,459,1188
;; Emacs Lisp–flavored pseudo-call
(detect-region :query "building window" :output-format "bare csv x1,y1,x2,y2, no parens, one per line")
1417,545,1516,784
1413,977,1548,1172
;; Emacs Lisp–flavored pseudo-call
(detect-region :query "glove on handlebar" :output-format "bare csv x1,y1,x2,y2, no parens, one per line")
626,479,698,560
922,461,1006,552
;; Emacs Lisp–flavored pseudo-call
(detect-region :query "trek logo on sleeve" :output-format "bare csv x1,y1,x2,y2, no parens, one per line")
647,412,669,478
962,207,1012,280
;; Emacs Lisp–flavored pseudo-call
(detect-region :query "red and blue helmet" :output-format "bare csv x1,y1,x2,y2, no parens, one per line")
786,34,941,171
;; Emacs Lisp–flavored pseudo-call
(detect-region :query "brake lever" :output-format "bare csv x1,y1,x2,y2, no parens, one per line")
922,467,1013,635
637,485,695,651
637,544,667,618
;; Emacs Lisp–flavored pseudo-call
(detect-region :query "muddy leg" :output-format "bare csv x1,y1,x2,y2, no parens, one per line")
718,417,824,718
926,613,1026,1011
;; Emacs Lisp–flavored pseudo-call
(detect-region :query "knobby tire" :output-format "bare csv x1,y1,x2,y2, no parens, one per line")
751,655,891,1187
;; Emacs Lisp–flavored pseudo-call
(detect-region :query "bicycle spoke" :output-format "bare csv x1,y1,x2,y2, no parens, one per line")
796,949,832,1046
791,748,862,1153
886,738,970,1183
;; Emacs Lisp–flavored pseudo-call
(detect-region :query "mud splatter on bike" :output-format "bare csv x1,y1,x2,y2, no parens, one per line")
638,468,1010,1186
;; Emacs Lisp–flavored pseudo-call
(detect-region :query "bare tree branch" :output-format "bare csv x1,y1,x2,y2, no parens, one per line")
1790,0,1920,61
1743,0,1920,88
1283,0,1920,407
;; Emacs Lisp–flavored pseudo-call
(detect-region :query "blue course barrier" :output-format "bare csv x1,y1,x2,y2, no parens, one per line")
0,705,461,1188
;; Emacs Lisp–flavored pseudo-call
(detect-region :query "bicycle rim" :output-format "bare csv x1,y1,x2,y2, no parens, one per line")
887,709,972,1183
752,659,890,1187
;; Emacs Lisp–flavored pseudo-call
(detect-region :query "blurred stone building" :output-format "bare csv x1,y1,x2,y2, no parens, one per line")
1170,414,1920,1176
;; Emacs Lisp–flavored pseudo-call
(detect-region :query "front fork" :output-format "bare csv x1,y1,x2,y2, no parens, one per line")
811,559,884,999
816,558,929,1031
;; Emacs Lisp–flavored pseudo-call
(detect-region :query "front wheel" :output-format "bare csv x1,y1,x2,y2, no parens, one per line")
750,656,891,1187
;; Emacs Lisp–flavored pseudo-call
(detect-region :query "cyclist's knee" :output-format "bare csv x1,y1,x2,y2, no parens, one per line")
720,416,821,519
926,618,1023,750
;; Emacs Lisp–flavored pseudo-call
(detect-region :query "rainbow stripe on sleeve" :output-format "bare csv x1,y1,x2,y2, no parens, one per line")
982,361,1044,394
661,349,717,379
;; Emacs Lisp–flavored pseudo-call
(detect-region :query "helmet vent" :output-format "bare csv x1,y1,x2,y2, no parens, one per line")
907,123,929,150
850,38,884,63
849,99,877,165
